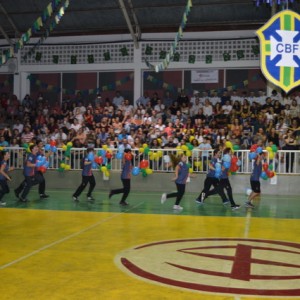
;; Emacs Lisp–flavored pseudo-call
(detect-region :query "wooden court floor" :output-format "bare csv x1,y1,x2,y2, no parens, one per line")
1,189,300,300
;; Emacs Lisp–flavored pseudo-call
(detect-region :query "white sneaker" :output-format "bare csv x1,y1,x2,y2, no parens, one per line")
173,205,183,210
161,193,167,204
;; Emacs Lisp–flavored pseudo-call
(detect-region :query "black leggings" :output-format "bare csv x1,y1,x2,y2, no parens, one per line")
111,179,131,202
219,178,236,206
166,183,186,205
74,175,96,197
16,173,45,199
0,180,9,201
198,177,228,203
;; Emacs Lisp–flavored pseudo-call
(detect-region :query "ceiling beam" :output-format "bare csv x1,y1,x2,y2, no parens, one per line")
118,0,139,49
0,25,13,46
0,3,21,38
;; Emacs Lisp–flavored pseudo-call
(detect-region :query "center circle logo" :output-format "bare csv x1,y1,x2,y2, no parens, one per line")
115,238,300,296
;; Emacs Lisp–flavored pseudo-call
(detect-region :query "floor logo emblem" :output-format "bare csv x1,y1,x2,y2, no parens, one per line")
115,238,300,296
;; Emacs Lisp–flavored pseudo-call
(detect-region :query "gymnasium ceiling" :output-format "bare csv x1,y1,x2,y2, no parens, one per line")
0,0,299,45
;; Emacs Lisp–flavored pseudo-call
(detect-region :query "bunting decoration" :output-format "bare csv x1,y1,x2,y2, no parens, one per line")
173,52,180,62
88,55,94,63
21,0,70,61
27,73,134,96
120,47,129,56
104,51,111,61
205,55,212,64
53,55,59,64
223,52,231,61
251,45,260,56
145,0,193,72
144,71,261,96
35,52,42,61
159,51,167,59
236,50,245,60
71,55,77,64
188,55,196,64
254,0,294,6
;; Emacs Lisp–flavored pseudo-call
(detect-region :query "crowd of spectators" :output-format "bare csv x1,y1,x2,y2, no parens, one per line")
0,88,299,156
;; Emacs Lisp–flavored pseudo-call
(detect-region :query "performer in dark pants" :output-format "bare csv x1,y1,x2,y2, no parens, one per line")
109,149,133,206
73,148,96,201
161,153,194,211
14,145,46,202
219,148,240,210
246,152,263,208
0,150,14,206
195,149,229,205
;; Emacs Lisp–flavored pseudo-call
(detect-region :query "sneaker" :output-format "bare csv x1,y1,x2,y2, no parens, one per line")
14,189,19,198
0,201,6,206
245,201,255,208
87,196,95,201
231,205,241,210
201,192,206,202
173,205,183,210
108,191,113,199
19,197,28,202
161,193,167,204
223,200,230,205
40,194,49,199
119,201,129,206
195,198,203,204
72,195,79,201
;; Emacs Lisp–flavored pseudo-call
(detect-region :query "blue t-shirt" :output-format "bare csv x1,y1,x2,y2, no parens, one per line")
207,157,218,178
82,155,93,176
175,161,189,185
220,167,229,179
121,160,132,179
24,153,36,176
250,159,262,181
0,160,8,180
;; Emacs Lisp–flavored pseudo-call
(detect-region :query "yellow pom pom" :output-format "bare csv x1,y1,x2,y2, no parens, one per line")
101,166,107,172
189,168,193,174
62,145,67,151
186,150,192,157
67,142,73,147
105,170,110,177
139,147,144,153
60,163,66,168
143,143,148,148
102,145,108,150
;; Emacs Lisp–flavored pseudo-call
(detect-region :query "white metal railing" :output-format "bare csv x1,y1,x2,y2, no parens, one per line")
3,147,300,175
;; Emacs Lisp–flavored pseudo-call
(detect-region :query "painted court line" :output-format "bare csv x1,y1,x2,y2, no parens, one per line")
0,201,144,270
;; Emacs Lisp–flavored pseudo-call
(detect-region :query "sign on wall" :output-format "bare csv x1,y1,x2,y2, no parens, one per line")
256,10,300,93
191,70,219,83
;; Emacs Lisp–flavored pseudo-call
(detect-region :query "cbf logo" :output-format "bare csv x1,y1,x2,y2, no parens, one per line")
257,10,300,93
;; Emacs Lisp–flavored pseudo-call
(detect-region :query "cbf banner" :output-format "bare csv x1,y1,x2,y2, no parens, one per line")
256,10,300,93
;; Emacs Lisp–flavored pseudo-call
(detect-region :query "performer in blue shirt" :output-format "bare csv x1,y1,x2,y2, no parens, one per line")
195,149,229,205
0,150,14,206
14,144,46,202
161,153,194,211
219,148,240,210
73,148,96,201
109,149,133,206
246,152,263,208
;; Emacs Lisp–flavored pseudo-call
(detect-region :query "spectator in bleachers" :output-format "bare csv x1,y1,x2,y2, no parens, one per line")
21,126,35,144
163,90,174,109
177,89,189,107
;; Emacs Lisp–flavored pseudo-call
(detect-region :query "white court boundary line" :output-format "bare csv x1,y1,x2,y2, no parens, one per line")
0,202,144,270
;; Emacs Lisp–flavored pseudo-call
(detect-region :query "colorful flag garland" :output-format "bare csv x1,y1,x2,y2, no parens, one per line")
145,0,192,73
